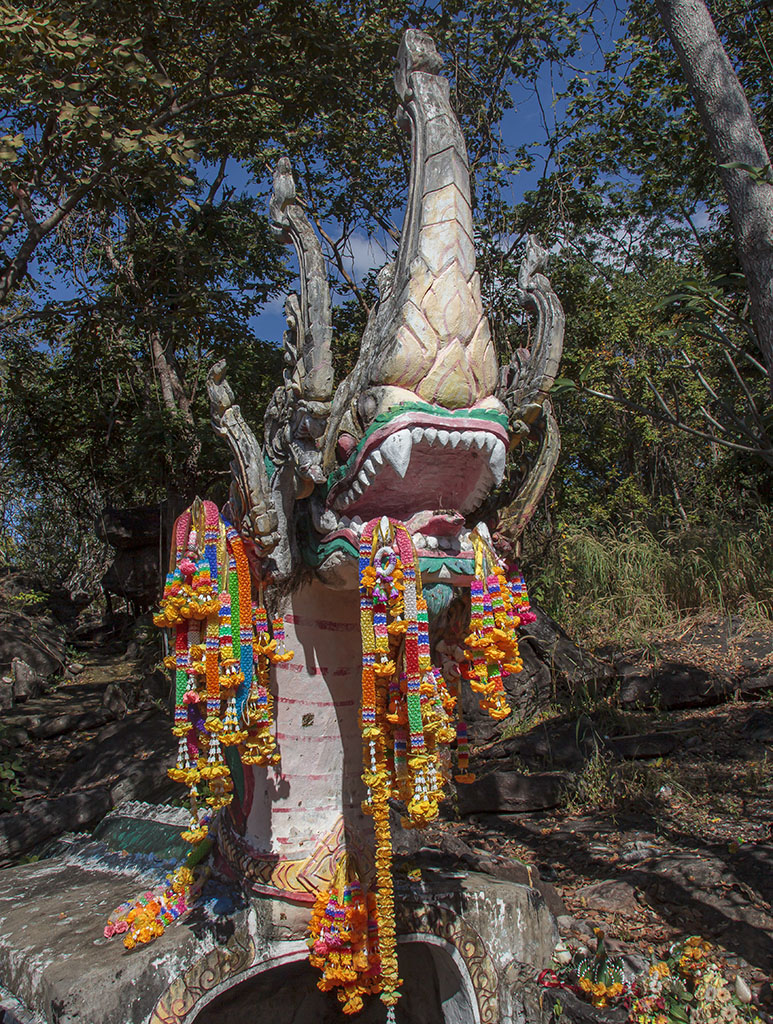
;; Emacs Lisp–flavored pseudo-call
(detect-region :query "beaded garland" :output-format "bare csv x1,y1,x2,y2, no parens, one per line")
308,515,535,1017
240,596,290,765
106,498,534,984
105,499,294,951
461,529,527,722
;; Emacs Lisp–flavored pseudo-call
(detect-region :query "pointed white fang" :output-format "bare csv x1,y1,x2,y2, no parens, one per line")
381,429,412,478
482,434,496,451
357,469,370,488
489,439,507,483
449,431,462,448
371,449,384,467
473,433,486,448
476,522,494,546
437,430,450,445
425,427,438,444
362,458,376,480
351,481,363,498
411,427,424,444
459,431,475,447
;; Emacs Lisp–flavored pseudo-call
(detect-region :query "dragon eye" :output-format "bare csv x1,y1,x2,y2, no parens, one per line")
336,432,357,464
356,392,378,429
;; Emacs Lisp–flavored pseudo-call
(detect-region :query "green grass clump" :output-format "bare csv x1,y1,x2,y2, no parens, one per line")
526,511,773,647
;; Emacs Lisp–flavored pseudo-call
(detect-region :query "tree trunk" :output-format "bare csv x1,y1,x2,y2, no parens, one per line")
655,0,773,397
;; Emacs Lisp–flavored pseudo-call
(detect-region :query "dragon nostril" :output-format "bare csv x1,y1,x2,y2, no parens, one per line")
336,433,357,463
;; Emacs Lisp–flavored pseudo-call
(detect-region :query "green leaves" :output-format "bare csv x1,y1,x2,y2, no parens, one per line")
551,376,577,396
0,134,24,163
0,758,22,811
719,160,773,184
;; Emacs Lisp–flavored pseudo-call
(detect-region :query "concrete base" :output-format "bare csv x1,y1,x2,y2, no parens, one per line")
0,805,556,1024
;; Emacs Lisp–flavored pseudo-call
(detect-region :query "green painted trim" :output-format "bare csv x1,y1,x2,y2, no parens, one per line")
224,745,245,806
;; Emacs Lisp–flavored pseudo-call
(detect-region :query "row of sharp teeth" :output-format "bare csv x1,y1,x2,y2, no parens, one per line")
332,426,507,509
333,516,472,551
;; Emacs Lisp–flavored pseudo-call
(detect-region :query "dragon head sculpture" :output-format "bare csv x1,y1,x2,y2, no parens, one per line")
208,29,564,587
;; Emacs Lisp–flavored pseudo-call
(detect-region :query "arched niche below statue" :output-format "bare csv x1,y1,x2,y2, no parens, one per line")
191,937,479,1024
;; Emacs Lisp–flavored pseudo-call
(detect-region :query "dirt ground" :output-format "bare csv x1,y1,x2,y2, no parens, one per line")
2,613,771,1004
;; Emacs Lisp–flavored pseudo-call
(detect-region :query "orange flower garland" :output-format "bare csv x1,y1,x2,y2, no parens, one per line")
108,498,294,952
240,599,290,765
460,530,522,722
307,854,381,1015
306,516,527,1016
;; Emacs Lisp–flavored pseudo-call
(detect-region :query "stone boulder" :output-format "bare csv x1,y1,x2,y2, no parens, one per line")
484,715,601,771
52,708,177,805
457,769,572,815
526,606,614,691
605,730,680,759
97,504,171,612
0,789,112,867
139,668,172,705
102,682,129,719
576,879,640,915
101,547,160,609
418,832,567,918
744,708,773,743
0,675,12,710
0,611,65,677
737,672,773,698
10,658,44,703
618,660,733,709
95,505,161,550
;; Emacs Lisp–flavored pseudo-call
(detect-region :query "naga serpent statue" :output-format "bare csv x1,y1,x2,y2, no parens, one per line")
100,28,565,1024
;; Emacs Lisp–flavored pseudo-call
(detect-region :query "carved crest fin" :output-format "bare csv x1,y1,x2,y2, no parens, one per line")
498,236,565,419
270,158,333,403
206,359,279,550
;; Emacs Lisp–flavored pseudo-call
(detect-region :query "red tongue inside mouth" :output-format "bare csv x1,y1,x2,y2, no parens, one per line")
404,511,465,537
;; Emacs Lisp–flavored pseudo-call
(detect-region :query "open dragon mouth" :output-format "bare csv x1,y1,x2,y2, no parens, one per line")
325,410,509,521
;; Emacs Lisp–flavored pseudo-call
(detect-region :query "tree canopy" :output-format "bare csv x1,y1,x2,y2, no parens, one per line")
1,0,771,623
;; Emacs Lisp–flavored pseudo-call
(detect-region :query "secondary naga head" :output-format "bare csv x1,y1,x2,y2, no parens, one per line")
208,29,565,586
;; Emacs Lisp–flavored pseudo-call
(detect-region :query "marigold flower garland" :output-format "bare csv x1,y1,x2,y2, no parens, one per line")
105,499,293,951
309,516,536,1017
307,854,381,1015
461,528,531,723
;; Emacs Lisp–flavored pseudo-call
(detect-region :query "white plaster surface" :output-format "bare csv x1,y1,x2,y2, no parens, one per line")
244,580,371,859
